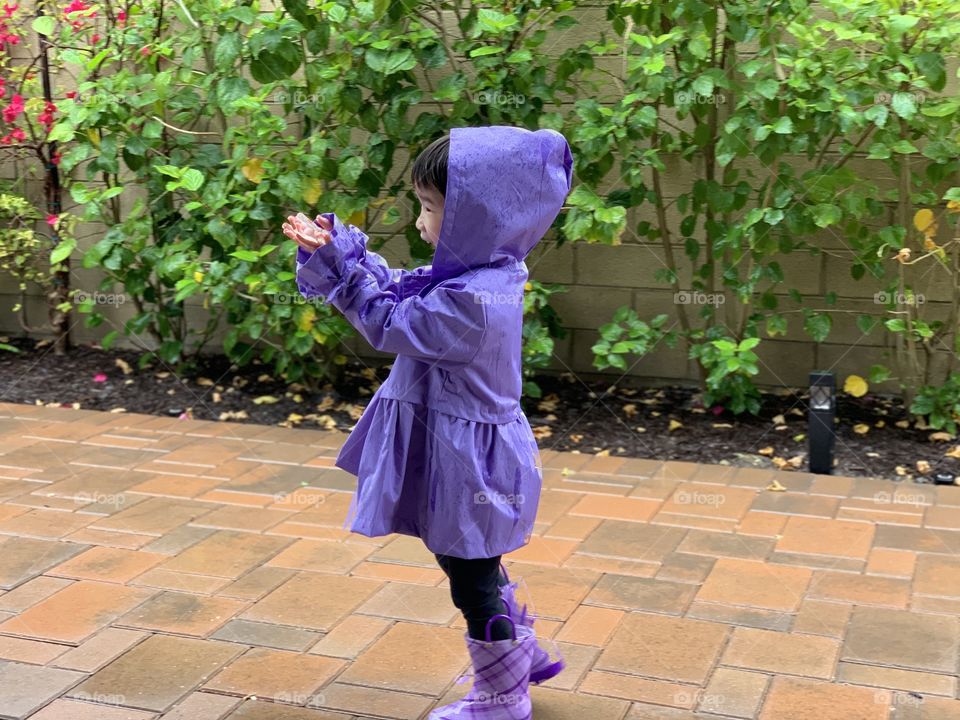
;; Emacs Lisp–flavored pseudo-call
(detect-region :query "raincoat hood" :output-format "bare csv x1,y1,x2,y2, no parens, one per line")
430,125,574,284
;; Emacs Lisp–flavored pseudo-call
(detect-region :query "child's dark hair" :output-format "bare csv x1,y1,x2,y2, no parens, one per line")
412,134,449,197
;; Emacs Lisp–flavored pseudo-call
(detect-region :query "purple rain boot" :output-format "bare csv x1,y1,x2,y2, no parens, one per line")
498,563,565,684
430,614,534,719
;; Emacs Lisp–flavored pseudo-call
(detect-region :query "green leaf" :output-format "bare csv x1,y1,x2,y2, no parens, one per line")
338,156,365,185
181,169,205,192
214,33,243,70
469,46,504,58
915,52,946,91
891,92,916,119
888,14,919,37
366,48,417,74
811,204,842,228
32,16,56,36
50,238,76,265
772,117,793,134
890,139,919,154
230,249,260,262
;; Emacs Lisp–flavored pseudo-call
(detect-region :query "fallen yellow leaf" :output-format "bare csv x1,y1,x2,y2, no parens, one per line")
843,375,868,397
758,446,774,456
917,459,932,474
766,478,787,491
853,423,870,434
946,446,960,459
668,419,682,431
114,358,133,375
253,395,280,405
929,431,954,442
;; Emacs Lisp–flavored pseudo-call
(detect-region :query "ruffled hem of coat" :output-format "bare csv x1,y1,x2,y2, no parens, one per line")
333,394,542,560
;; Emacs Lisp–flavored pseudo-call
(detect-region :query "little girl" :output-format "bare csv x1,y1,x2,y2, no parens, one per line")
283,125,573,719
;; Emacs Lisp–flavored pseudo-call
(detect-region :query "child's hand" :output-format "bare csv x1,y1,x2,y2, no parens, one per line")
283,212,332,251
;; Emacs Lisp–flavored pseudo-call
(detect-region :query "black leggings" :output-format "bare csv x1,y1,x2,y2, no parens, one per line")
435,553,513,641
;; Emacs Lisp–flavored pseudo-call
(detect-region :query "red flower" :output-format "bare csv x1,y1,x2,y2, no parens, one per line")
3,4,17,18
46,214,59,227
91,33,99,44
65,91,76,99
51,151,62,165
10,126,24,141
139,45,150,56
117,9,126,23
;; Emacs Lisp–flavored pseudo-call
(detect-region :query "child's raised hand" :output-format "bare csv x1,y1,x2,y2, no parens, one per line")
283,212,331,251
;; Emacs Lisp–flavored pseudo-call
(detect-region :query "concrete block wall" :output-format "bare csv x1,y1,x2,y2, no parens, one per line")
1,2,958,393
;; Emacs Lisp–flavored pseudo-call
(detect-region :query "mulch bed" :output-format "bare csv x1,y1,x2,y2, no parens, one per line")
1,336,956,485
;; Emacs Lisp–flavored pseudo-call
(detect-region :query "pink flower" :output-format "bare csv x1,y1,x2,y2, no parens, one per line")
51,151,62,165
139,45,150,56
10,126,24,141
46,213,58,227
93,373,107,383
3,4,17,18
117,9,126,23
90,33,99,44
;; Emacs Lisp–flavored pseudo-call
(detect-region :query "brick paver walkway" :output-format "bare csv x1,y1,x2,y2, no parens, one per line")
0,402,958,719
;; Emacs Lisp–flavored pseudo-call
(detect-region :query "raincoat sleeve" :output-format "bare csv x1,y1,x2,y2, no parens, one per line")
295,212,486,367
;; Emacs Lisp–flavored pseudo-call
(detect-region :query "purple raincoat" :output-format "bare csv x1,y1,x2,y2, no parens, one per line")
295,125,574,559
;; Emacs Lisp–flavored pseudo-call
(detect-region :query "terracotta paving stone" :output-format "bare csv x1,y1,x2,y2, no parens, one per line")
699,667,769,718
649,513,739,532
25,698,158,720
192,489,277,507
216,566,297,601
203,646,344,702
268,487,328,510
152,439,249,468
241,572,382,632
914,554,960,597
156,691,242,720
356,582,459,624
0,580,156,644
543,514,603,541
759,676,890,720
127,474,222,498
563,554,660,577
925,505,960,530
227,699,352,719
536,642,600,691
503,535,578,565
367,534,439,566
866,548,918,578
46,545,167,583
594,612,729,684
769,551,866,573
579,519,687,562
750,492,840,517
337,622,470,695
0,635,70,664
873,524,960,554
842,606,960,672
555,605,625,646
658,483,757,520
140,524,216,556
0,508,95,539
655,552,716,583
675,529,775,560
910,595,960,615
159,530,292,578
494,564,600,621
191,503,296,532
776,516,875,559
736,510,789,537
266,522,354,541
91,496,217,536
696,557,812,611
732,468,815,493
836,661,956,696
50,627,149,672
312,683,434,719
567,494,662,522
129,567,232,594
0,575,73,612
0,661,86,719
722,626,841,678
685,602,792,632
792,599,853,638
808,570,911,607
264,538,373,574
585,573,696,614
211,618,320,652
512,687,628,719
67,634,244,712
626,704,718,719
115,590,247,636
62,527,157,550
578,669,696,707
349,560,445,585
809,474,855,496
628,476,681,500
307,614,392,659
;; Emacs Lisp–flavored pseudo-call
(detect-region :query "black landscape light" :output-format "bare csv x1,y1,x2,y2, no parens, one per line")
808,371,836,474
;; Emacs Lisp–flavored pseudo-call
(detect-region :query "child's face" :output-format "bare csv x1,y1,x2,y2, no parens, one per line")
413,184,444,249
